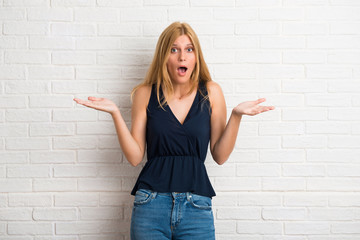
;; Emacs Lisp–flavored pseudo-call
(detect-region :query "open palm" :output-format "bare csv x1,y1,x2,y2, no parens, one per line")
73,97,119,115
233,98,275,116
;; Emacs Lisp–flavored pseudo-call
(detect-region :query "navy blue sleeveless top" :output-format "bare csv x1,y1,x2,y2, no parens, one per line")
131,81,216,198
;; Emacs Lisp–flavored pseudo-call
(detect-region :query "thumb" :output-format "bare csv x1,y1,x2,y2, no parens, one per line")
88,96,102,101
256,98,266,104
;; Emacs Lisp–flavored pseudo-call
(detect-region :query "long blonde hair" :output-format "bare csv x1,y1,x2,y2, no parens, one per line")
131,21,212,108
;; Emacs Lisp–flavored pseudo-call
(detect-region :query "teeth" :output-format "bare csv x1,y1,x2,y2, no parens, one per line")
178,67,187,73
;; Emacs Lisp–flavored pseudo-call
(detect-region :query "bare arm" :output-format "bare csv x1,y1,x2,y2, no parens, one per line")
208,81,275,165
73,85,151,166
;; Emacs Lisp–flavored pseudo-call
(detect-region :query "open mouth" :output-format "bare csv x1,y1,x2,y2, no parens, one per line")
178,67,188,73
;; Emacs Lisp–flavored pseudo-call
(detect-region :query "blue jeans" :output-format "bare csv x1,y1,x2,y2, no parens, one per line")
130,189,215,240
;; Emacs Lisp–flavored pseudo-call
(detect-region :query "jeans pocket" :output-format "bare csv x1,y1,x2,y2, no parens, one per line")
134,189,154,206
189,193,212,210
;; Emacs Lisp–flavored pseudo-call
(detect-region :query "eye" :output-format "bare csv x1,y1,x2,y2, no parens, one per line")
171,48,177,53
187,48,194,52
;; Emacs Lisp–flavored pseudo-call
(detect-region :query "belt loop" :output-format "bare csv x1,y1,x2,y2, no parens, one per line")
152,192,157,199
186,192,192,201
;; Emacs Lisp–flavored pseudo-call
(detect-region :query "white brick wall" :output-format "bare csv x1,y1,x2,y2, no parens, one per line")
1,0,359,239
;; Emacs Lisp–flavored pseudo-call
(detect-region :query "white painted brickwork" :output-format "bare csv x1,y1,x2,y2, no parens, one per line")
1,0,360,239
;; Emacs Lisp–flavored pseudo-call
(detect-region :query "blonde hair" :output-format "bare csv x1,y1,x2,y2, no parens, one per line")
131,21,212,108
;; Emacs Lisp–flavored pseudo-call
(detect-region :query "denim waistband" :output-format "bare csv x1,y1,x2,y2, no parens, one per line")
137,189,197,200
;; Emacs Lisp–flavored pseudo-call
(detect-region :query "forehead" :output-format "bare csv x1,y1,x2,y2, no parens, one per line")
172,34,193,45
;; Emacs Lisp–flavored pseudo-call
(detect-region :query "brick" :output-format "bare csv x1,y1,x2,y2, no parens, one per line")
33,208,77,220
331,22,360,34
307,149,360,163
214,8,257,20
6,138,50,150
169,8,213,21
306,6,360,20
33,179,77,191
53,136,98,149
28,66,74,80
5,81,49,94
191,22,235,35
284,192,328,207
236,164,280,176
30,36,74,50
283,51,326,63
55,193,98,206
260,149,305,163
121,8,166,21
307,178,360,191
7,165,50,178
192,0,235,7
0,208,32,220
332,223,360,234
0,36,27,49
283,135,327,148
0,123,28,137
260,37,305,49
6,109,51,122
237,0,281,6
282,22,328,35
30,123,74,136
4,21,48,35
308,207,355,220
282,79,326,92
5,50,50,64
27,7,73,21
262,177,306,191
216,207,260,220
0,66,26,80
262,207,306,220
51,23,96,36
51,0,96,7
215,177,261,191
54,165,97,177
237,221,282,234
285,222,330,234
76,66,121,80
328,80,360,92
52,80,96,93
78,150,122,163
283,164,325,177
259,122,304,135
0,8,25,20
80,207,123,220
74,8,118,22
306,121,350,134
0,179,32,192
282,108,327,121
236,22,279,35
52,51,96,64
308,36,360,49
9,193,52,207
214,36,259,49
76,37,120,50
0,152,28,164
4,0,49,6
30,151,75,164
53,109,97,122
257,65,305,78
78,178,122,191
235,136,281,149
8,223,53,235
328,136,360,148
97,0,141,7
260,7,303,20
29,95,73,108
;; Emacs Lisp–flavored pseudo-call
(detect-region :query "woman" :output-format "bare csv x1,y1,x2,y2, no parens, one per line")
74,22,274,240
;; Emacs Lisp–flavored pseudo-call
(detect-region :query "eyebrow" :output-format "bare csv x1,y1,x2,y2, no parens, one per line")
172,43,194,46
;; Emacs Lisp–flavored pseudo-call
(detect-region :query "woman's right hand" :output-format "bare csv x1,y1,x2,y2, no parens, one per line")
73,96,120,115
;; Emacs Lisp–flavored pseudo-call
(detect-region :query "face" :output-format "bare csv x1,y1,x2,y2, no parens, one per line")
166,34,196,85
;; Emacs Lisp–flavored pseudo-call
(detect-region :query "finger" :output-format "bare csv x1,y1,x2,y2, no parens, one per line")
88,96,103,101
256,98,266,104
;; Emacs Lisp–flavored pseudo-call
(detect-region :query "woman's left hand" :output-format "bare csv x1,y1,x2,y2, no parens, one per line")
232,98,275,116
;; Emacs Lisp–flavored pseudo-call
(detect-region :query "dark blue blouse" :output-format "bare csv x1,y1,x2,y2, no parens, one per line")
131,81,216,198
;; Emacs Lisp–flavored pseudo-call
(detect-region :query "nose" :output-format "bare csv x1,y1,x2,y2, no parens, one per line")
179,51,186,61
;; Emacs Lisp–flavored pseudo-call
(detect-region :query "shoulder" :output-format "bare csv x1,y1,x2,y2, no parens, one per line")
132,84,152,108
206,81,224,108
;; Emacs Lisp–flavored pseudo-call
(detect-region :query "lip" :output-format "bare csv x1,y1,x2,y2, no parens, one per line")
177,65,188,77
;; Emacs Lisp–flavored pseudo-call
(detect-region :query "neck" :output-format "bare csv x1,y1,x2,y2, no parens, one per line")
172,81,193,99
